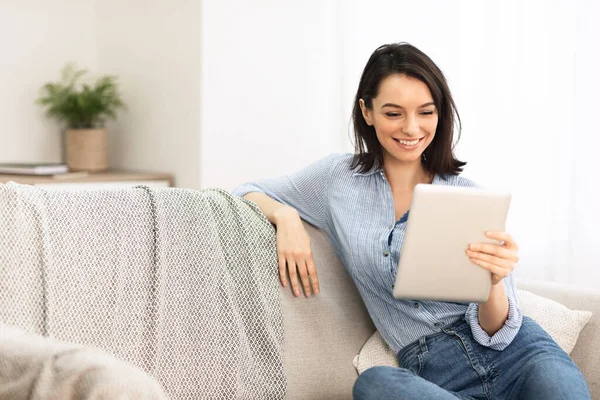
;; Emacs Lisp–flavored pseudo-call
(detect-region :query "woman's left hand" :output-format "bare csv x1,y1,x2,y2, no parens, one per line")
465,232,519,285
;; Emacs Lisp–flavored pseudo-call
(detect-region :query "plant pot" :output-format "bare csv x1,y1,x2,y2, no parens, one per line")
65,128,109,172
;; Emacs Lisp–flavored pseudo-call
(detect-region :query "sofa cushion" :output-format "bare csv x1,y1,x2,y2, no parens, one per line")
282,222,375,399
353,289,592,374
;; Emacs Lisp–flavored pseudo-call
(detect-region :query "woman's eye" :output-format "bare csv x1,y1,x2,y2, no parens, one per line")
421,111,434,116
386,113,401,117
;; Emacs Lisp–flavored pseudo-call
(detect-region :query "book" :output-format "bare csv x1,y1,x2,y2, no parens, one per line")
0,162,69,175
51,171,90,180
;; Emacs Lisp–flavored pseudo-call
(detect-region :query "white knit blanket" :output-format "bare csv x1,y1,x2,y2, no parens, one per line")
0,182,286,399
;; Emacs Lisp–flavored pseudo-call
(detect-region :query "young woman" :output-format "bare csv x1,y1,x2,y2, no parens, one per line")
232,43,590,399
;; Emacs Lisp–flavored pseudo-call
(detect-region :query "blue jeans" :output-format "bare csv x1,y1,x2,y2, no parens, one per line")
353,316,591,399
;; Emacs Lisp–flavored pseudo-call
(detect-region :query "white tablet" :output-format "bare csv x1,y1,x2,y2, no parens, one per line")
392,183,511,303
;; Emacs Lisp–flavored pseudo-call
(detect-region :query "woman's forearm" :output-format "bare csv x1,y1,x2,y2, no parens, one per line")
242,192,299,225
478,281,509,336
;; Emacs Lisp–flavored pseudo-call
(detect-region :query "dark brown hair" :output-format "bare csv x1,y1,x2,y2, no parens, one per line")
351,42,466,175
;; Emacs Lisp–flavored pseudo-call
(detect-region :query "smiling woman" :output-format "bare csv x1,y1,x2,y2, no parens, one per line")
231,42,592,400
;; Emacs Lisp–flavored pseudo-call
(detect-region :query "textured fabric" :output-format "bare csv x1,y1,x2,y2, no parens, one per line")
282,222,375,400
0,323,168,400
352,330,398,375
352,289,593,374
0,182,286,400
232,152,523,353
516,289,592,354
353,317,591,400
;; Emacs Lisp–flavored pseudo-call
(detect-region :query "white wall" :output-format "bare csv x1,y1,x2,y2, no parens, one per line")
200,0,344,190
0,1,97,163
0,0,201,189
96,0,202,189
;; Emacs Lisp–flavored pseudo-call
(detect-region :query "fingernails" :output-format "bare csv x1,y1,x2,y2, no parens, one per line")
294,290,300,296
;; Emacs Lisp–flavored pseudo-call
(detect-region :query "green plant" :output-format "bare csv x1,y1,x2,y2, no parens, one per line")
36,63,126,129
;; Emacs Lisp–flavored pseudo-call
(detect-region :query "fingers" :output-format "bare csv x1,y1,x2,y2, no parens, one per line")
466,249,516,272
467,243,519,263
287,259,302,297
469,257,509,282
306,255,320,295
296,259,312,297
278,255,288,287
484,231,519,251
281,255,318,297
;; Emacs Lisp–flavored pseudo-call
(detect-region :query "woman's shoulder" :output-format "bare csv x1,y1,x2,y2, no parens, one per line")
313,152,355,174
435,173,478,188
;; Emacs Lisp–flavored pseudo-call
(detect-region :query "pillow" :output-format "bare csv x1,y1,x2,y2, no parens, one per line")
516,289,592,354
352,289,592,375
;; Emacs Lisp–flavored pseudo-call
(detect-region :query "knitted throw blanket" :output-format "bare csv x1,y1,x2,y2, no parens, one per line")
0,182,286,399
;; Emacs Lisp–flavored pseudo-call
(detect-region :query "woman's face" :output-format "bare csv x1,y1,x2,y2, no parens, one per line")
360,74,438,167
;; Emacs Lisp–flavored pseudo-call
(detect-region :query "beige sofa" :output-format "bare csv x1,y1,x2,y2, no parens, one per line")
283,222,600,399
1,209,598,399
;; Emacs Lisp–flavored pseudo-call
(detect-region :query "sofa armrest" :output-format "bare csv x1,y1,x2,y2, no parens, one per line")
0,324,168,400
517,280,600,399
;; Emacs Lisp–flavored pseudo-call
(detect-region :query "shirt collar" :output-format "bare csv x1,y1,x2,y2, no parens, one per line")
351,165,382,177
353,167,443,184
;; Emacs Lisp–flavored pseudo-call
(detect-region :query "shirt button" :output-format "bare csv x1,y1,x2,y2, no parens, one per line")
383,251,389,257
434,322,442,327
413,303,420,309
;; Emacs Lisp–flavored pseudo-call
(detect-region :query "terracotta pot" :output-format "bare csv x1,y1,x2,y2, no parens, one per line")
65,128,109,172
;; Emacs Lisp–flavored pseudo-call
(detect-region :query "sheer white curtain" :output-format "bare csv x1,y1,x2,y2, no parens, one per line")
339,0,600,288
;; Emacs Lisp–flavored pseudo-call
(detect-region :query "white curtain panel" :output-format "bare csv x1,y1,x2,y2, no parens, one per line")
337,0,600,289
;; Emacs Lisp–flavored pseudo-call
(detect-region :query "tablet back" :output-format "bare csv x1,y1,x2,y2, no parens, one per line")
392,184,511,303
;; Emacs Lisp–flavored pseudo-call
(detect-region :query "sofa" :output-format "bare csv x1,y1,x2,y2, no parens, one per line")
0,186,598,399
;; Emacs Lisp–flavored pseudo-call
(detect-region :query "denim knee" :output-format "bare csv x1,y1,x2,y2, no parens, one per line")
517,356,591,400
353,366,413,399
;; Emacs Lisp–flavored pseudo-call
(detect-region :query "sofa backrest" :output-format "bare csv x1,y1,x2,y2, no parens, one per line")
280,222,375,400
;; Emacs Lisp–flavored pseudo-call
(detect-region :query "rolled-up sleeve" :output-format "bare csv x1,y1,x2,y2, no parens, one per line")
465,272,523,351
231,154,340,230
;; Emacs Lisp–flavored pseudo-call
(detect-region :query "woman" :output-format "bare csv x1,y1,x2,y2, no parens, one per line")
232,43,590,399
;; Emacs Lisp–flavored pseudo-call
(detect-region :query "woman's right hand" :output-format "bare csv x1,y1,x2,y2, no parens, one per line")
273,206,320,297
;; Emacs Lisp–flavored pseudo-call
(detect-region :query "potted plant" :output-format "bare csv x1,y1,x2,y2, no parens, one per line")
36,64,126,172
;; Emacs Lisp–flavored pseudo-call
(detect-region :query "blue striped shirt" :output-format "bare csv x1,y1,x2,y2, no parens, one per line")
232,153,523,353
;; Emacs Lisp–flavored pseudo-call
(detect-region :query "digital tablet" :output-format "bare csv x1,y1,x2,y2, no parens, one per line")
392,184,511,303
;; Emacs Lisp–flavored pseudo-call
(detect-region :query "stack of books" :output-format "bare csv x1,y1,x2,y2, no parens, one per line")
0,163,89,179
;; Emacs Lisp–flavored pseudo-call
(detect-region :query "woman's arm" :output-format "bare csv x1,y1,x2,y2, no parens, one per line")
464,231,523,350
242,192,299,225
478,280,510,336
243,192,319,298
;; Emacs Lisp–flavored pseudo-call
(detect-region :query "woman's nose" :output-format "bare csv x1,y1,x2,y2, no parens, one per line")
402,115,420,136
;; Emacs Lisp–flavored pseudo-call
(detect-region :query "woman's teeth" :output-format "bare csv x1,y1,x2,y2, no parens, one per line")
397,138,420,146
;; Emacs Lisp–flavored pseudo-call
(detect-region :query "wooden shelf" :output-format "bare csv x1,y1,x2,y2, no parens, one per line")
0,170,174,189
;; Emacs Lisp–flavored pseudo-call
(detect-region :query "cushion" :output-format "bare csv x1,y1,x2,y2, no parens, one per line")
0,323,168,399
352,289,593,374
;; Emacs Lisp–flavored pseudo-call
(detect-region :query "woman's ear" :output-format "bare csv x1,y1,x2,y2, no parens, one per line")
359,99,373,126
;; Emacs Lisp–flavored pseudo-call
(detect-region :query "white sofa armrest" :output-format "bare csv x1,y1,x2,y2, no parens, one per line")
0,324,168,400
